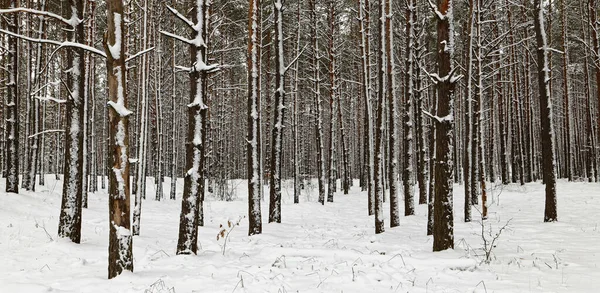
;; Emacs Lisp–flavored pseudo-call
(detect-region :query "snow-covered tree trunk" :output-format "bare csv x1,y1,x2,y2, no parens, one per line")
58,0,86,244
88,0,97,193
462,0,474,223
105,0,133,278
581,0,596,182
414,19,428,206
373,0,387,234
163,0,217,251
154,24,164,202
309,0,326,205
247,0,263,235
533,0,558,223
432,0,457,252
358,0,375,215
560,0,572,182
327,0,337,203
474,0,486,219
292,0,301,203
132,0,149,236
268,0,285,223
399,0,412,221
23,0,46,192
4,0,19,194
338,86,351,195
169,0,178,200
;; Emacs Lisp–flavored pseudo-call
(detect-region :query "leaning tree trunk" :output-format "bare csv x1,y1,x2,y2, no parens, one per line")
58,0,86,244
105,0,134,279
533,0,558,222
432,0,456,252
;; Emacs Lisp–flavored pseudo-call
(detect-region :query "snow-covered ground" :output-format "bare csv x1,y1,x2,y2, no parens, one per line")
1,177,599,292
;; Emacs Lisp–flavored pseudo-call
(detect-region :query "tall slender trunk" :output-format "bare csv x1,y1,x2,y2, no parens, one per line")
309,0,326,205
463,0,475,222
247,0,263,235
327,0,337,203
374,0,387,234
5,0,19,194
292,0,301,203
358,0,375,215
533,0,558,222
268,0,286,223
132,0,149,236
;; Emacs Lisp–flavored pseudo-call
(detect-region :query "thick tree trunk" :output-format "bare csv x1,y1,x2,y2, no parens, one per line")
175,0,214,251
105,0,133,279
58,0,85,244
432,0,456,252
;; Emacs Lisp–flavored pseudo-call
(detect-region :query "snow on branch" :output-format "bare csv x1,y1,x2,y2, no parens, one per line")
28,129,65,138
426,0,445,21
0,8,80,27
108,100,133,117
285,44,308,73
0,29,106,58
423,110,453,124
540,46,564,55
125,47,155,63
165,5,195,29
160,30,195,46
34,96,66,103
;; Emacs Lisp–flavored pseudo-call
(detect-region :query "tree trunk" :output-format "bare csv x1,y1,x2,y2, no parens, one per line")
533,0,558,222
4,0,19,194
432,0,456,252
58,0,86,244
268,0,285,223
105,0,133,279
247,0,263,235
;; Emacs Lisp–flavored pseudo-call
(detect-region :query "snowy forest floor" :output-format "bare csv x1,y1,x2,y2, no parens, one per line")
1,177,599,293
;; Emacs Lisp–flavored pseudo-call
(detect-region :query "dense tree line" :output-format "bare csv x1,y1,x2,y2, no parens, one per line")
0,0,591,278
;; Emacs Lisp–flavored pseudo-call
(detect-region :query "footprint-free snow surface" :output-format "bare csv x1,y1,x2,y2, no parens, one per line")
1,178,599,292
